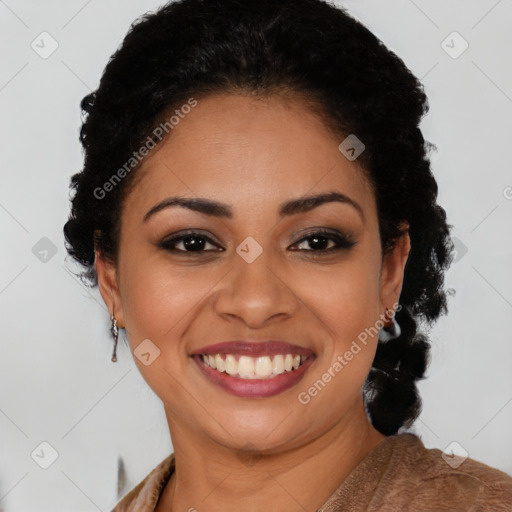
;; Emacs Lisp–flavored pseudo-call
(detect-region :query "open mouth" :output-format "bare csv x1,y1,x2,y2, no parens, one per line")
191,340,315,397
200,353,310,380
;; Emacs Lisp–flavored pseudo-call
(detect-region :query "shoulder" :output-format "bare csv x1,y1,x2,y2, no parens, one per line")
111,453,175,512
387,433,512,511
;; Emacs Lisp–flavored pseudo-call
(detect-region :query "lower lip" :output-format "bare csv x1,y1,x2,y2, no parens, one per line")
193,355,315,398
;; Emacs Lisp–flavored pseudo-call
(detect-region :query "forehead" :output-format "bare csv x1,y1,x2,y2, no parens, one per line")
122,93,376,222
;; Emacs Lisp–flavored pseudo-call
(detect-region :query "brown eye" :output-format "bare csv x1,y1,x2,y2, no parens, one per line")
291,230,356,252
159,231,223,253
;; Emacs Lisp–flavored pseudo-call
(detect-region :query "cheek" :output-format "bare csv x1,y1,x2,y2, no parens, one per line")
118,263,217,397
120,263,218,347
299,259,381,341
294,255,381,392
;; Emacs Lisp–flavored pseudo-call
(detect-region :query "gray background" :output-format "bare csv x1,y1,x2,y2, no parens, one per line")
1,0,511,510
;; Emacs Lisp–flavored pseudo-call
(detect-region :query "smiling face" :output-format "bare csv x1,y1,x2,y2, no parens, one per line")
96,92,410,454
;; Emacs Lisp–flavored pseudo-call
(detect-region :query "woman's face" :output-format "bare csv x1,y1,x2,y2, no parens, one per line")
96,93,409,453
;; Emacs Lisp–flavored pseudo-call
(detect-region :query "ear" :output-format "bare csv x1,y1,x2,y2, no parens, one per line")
379,223,410,320
95,248,125,328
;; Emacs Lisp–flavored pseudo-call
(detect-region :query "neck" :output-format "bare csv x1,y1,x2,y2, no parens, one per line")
157,399,386,512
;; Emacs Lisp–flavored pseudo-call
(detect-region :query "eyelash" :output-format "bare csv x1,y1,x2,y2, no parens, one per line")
158,229,356,255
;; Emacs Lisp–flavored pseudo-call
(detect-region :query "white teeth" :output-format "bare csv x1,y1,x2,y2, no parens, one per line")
238,356,255,379
201,353,309,379
255,356,273,377
272,354,285,374
215,354,225,372
225,355,238,376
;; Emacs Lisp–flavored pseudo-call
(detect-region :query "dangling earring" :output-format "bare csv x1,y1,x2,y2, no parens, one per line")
110,312,119,362
379,307,401,342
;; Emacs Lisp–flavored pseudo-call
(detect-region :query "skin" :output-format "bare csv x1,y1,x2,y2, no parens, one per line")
96,92,410,511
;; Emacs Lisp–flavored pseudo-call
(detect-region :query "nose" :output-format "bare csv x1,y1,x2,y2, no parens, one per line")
213,247,298,329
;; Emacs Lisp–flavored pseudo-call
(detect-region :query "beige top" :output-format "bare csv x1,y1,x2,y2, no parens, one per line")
111,433,512,511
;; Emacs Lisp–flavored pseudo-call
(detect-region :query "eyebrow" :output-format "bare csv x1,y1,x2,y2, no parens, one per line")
143,190,364,223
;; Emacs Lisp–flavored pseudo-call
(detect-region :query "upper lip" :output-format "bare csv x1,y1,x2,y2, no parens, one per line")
192,340,315,357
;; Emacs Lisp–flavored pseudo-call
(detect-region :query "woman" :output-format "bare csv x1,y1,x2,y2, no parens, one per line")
63,0,512,510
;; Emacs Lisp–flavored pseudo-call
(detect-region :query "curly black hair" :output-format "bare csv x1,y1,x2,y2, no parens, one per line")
63,0,454,436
